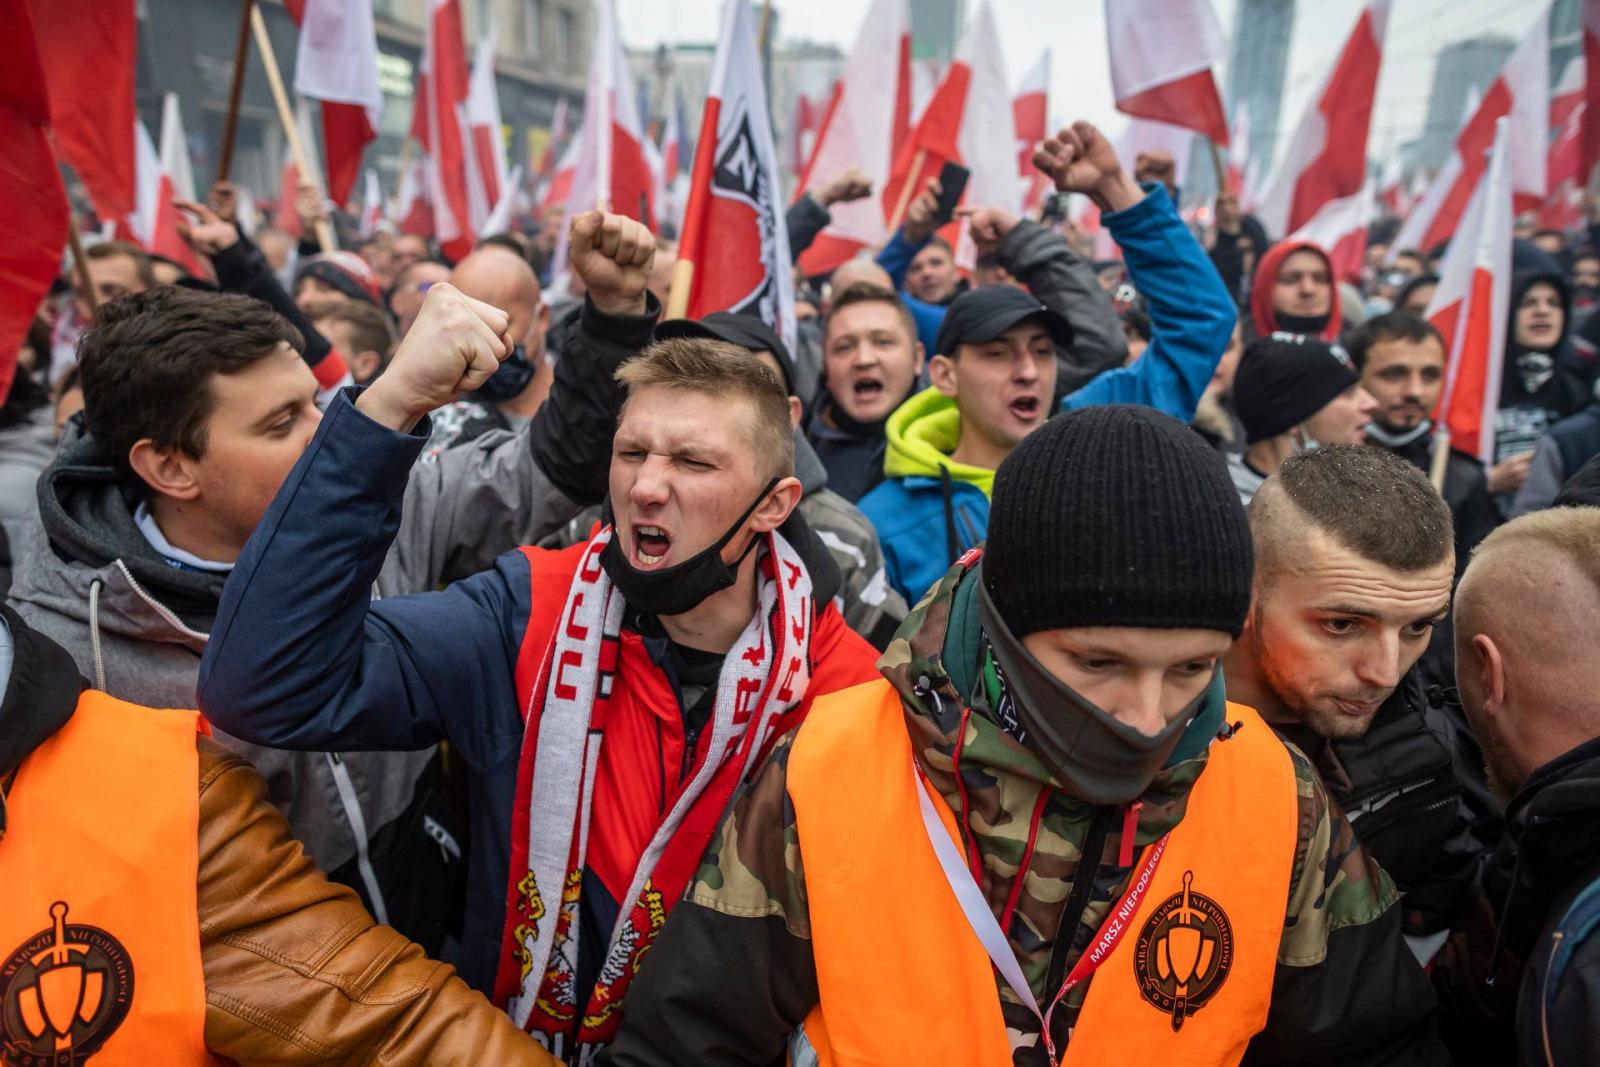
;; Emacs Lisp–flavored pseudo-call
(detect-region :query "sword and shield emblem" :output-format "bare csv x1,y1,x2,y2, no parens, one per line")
0,902,134,1065
1133,870,1234,1031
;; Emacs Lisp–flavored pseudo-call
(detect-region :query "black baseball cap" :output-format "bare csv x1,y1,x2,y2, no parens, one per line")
654,312,796,395
934,286,1074,358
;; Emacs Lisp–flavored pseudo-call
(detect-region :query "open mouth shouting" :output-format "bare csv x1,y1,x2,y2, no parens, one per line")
632,524,672,568
1007,394,1043,424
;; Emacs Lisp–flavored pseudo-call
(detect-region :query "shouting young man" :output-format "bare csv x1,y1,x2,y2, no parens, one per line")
197,300,881,1060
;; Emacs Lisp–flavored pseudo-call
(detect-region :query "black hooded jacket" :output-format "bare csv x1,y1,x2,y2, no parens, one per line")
1497,244,1590,469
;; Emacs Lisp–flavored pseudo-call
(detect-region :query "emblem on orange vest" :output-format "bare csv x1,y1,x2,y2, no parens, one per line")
1132,870,1232,1031
0,901,134,1065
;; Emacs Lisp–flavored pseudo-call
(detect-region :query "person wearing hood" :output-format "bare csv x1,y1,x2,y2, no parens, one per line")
598,405,1448,1067
0,607,561,1065
651,311,909,648
1248,239,1343,342
1492,246,1591,509
7,212,660,960
1434,508,1600,1067
1224,334,1376,504
197,314,882,1061
860,121,1237,605
293,249,385,313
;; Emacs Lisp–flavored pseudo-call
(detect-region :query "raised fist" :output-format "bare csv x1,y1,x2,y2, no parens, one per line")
816,164,873,208
962,206,1020,254
1034,121,1144,214
568,211,655,316
173,198,240,257
357,283,512,431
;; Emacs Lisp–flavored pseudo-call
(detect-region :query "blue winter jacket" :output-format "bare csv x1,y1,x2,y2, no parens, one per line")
860,185,1237,606
877,231,954,353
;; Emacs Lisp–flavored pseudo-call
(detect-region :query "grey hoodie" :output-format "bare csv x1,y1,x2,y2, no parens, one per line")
8,416,583,931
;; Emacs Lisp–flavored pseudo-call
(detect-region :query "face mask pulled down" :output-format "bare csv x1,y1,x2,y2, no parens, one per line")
600,478,780,618
978,583,1204,806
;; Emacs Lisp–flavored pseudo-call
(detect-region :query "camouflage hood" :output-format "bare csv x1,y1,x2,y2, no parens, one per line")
877,555,1229,998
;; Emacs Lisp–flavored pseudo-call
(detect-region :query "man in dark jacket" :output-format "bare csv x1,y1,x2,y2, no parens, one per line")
1444,507,1600,1067
7,209,653,955
1226,446,1497,955
1349,310,1500,687
196,293,882,1062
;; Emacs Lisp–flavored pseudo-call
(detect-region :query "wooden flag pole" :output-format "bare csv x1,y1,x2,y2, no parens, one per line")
216,0,256,184
1429,427,1452,493
664,259,695,320
885,148,926,234
66,218,98,318
249,4,335,252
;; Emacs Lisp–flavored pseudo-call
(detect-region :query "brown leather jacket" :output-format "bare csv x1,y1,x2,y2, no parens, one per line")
195,737,559,1064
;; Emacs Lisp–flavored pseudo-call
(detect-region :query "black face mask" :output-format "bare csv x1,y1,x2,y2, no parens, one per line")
601,477,781,617
978,582,1204,806
1274,311,1329,336
474,344,538,404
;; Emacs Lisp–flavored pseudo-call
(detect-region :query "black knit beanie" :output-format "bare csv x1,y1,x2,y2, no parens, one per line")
1233,333,1358,444
983,404,1254,637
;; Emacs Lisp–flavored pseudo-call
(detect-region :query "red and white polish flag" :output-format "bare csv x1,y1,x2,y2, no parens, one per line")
794,0,911,276
1253,0,1389,239
674,0,795,351
1582,0,1600,187
1541,57,1586,231
1287,179,1375,287
1393,10,1547,256
417,0,474,260
1426,118,1513,465
127,93,203,276
564,0,654,229
1105,0,1229,144
286,0,384,208
465,28,509,232
1013,50,1049,178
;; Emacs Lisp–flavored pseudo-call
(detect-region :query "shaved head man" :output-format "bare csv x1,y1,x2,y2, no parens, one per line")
1228,445,1493,945
449,246,551,420
1450,507,1600,1067
825,258,895,311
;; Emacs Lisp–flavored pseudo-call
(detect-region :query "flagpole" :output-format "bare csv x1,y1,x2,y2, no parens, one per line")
217,0,256,184
1208,139,1226,197
886,149,926,233
1429,428,1451,492
66,217,98,318
249,4,335,252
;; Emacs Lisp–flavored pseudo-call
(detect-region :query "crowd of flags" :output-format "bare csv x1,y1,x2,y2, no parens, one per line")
6,0,1600,474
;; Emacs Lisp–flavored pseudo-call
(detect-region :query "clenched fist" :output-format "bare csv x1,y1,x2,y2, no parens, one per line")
569,211,655,316
962,206,1020,254
1033,121,1144,214
357,283,513,432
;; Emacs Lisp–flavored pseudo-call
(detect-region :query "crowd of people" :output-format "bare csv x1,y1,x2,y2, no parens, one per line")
3,116,1598,1066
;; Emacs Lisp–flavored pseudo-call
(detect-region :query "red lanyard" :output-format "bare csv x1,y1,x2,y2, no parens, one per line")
915,764,1167,1066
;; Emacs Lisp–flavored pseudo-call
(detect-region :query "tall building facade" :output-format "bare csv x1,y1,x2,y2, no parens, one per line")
1224,0,1296,180
1416,35,1515,172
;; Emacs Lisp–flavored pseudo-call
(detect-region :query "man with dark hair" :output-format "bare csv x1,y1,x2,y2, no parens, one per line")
198,312,880,1061
601,406,1448,1066
1227,446,1496,954
1349,311,1499,572
310,299,397,386
76,241,155,321
8,211,664,960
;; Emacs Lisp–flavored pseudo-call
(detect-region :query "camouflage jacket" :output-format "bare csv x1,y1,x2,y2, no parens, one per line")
599,562,1450,1067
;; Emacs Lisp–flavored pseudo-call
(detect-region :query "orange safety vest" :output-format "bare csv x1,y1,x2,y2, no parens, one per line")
0,690,218,1065
785,679,1297,1066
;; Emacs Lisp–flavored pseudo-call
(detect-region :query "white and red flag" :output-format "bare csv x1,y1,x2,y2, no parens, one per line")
535,95,570,178
1253,0,1390,239
1583,0,1600,186
1542,57,1587,231
395,151,433,236
286,0,383,208
1378,151,1408,217
882,0,1017,237
360,167,383,237
1,0,70,401
1226,102,1251,197
416,0,474,259
1013,50,1049,177
793,0,911,276
540,136,578,215
672,0,795,350
25,0,136,227
564,0,655,228
1287,179,1375,286
1426,118,1513,465
1105,0,1229,145
126,94,203,276
465,28,509,232
1392,10,1548,256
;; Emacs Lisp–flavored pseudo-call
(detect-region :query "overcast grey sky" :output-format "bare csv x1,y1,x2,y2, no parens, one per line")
613,0,1553,168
